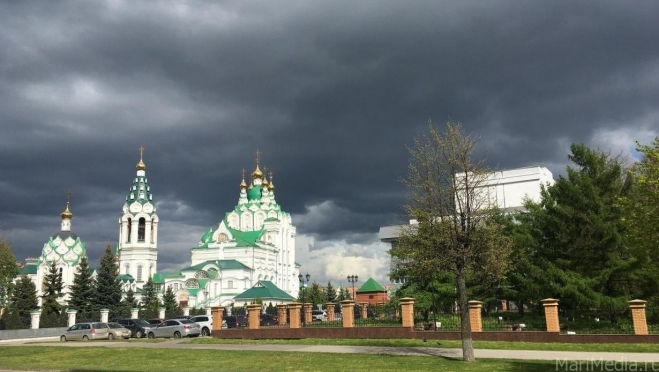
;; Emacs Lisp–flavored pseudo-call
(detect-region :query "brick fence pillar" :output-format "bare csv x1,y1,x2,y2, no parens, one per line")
501,300,507,312
246,304,261,330
211,306,224,331
289,303,302,329
303,303,312,324
629,299,648,335
277,304,287,326
326,303,335,322
468,301,483,332
400,298,415,328
341,300,355,328
541,298,560,332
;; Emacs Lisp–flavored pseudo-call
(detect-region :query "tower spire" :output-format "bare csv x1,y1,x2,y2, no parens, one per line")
268,171,275,191
136,146,146,171
240,168,247,189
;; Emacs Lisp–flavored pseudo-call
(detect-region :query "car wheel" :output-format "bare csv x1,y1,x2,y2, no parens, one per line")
60,335,67,342
148,332,155,339
202,327,210,336
82,335,89,341
173,331,181,339
108,333,114,340
135,330,143,339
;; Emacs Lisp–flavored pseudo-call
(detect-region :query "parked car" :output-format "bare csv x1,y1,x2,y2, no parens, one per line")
147,319,201,339
260,314,278,326
107,322,132,339
189,315,220,336
223,315,247,328
117,319,154,338
312,310,327,322
60,322,110,341
148,319,164,326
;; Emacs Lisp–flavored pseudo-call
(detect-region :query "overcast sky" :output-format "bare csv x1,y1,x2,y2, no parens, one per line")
1,1,657,287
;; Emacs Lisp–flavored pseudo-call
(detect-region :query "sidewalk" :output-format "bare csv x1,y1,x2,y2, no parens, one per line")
5,338,659,363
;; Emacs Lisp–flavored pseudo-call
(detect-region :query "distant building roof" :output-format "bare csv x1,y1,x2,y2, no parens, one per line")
356,278,386,293
234,281,295,301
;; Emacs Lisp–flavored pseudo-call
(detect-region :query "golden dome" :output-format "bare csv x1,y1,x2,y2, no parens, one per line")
252,164,263,179
268,171,275,191
61,202,73,219
136,146,146,171
240,178,247,189
262,168,269,186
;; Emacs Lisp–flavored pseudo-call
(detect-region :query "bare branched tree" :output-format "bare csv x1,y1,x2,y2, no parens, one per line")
395,120,512,362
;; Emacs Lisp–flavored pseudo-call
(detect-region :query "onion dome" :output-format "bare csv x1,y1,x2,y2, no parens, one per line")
61,202,73,220
247,185,262,201
268,171,275,191
252,164,263,179
240,168,247,189
136,146,146,171
262,168,269,187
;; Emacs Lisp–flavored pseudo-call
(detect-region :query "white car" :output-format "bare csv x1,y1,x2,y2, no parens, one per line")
190,315,226,336
311,310,327,322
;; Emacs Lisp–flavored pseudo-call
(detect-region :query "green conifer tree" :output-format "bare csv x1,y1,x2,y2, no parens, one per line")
7,274,38,329
94,244,123,320
41,261,63,315
139,277,160,319
162,285,181,318
325,281,337,303
68,256,95,317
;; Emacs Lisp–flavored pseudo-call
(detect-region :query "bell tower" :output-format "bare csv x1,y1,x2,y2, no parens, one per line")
117,147,159,288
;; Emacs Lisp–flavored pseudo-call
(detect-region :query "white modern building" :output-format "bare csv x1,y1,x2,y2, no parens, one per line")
379,166,555,283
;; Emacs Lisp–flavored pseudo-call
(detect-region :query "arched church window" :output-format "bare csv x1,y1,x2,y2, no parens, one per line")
138,218,146,242
195,271,209,279
125,264,129,275
185,279,199,288
127,218,132,243
137,265,143,282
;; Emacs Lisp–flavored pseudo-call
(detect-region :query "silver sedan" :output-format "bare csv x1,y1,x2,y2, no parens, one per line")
147,319,200,339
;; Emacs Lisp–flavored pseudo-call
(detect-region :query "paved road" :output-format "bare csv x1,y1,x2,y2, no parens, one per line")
2,337,659,364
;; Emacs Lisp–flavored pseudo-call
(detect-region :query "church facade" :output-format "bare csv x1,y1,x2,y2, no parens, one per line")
18,149,300,309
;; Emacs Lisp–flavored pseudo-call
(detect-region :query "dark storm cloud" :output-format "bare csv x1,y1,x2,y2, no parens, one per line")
1,1,658,266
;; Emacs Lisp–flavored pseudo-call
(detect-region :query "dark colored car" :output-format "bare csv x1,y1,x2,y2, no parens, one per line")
117,318,154,338
260,314,278,326
223,316,247,328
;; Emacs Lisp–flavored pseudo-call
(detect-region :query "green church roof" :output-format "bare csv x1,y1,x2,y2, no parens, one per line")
18,264,38,275
228,227,265,247
152,272,185,283
356,278,386,293
179,259,251,272
234,281,295,301
118,274,135,283
125,175,155,207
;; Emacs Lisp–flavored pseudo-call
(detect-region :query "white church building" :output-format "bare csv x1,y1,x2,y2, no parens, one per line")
18,150,299,308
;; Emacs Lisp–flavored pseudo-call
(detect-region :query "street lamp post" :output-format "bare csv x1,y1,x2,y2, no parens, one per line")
298,273,310,325
347,275,358,301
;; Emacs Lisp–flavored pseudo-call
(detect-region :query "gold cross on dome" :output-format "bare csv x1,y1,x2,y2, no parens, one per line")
139,146,145,160
65,189,72,203
255,149,261,165
241,168,245,179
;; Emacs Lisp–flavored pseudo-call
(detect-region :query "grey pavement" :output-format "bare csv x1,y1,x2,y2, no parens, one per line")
2,337,659,363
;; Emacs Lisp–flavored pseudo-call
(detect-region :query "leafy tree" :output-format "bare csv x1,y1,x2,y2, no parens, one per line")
139,277,160,319
162,285,181,318
619,137,659,319
266,302,276,315
523,144,636,321
68,256,95,316
41,261,63,316
393,120,513,362
94,244,123,320
325,281,337,303
0,237,17,310
307,282,324,306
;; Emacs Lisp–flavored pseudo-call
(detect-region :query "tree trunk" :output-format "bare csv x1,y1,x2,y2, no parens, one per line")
457,267,475,362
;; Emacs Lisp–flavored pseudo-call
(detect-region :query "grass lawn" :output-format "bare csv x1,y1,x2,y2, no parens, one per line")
187,337,659,353
0,346,558,371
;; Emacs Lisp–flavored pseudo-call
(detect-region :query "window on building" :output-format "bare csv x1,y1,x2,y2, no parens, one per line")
127,218,132,243
138,218,146,242
124,264,129,275
228,280,233,289
137,265,143,282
